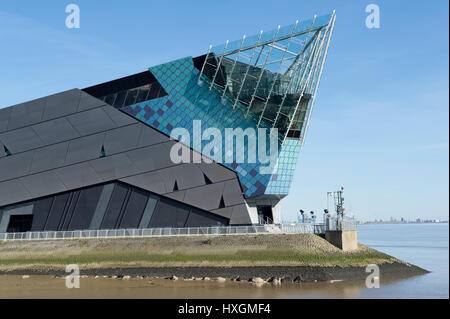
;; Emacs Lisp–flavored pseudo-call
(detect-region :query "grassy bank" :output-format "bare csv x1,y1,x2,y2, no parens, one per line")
0,233,400,271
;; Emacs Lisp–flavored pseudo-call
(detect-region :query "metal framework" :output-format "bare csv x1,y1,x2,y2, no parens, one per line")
198,11,336,145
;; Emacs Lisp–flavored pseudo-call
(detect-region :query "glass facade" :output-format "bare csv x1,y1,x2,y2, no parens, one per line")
119,12,335,199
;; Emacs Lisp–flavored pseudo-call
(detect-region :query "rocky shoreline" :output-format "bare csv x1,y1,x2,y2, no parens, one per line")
0,262,428,283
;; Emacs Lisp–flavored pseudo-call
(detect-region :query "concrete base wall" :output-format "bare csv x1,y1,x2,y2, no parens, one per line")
325,230,358,251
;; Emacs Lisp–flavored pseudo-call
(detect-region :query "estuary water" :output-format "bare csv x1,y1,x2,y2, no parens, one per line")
354,223,449,299
0,223,448,299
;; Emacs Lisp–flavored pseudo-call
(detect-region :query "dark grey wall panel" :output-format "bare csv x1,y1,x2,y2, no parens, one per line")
54,163,103,189
89,153,140,181
103,106,136,126
33,118,80,144
77,91,106,112
89,183,114,230
7,97,46,131
119,188,148,228
138,194,158,228
137,125,169,147
222,180,245,206
103,124,141,155
44,193,70,231
31,197,54,231
183,182,225,211
19,171,67,198
0,126,44,154
126,142,177,172
185,207,228,227
0,151,33,181
164,190,186,202
30,142,69,173
119,172,167,194
230,204,252,225
149,197,190,228
65,133,105,165
42,89,81,121
68,185,103,231
210,207,234,219
0,107,12,133
100,183,129,229
158,164,205,192
66,107,117,136
0,180,31,207
196,162,238,183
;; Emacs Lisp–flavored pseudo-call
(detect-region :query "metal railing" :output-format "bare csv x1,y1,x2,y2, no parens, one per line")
0,218,356,241
325,216,357,231
0,222,331,241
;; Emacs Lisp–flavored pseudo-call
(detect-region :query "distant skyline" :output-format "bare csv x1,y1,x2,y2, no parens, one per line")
0,0,448,222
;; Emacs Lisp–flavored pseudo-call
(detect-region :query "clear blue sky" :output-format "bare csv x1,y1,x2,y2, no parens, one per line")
0,1,448,221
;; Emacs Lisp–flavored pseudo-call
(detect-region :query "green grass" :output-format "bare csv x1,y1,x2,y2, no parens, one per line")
0,249,396,267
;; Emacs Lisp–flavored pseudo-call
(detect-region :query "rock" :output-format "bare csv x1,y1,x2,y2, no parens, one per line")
117,274,124,279
184,277,194,281
194,277,203,281
250,277,266,284
293,275,305,283
169,276,178,281
272,278,281,285
202,277,211,281
232,276,241,282
136,276,144,279
281,276,292,283
22,275,30,279
81,275,88,278
94,275,100,279
111,275,118,279
122,275,131,280
215,277,226,282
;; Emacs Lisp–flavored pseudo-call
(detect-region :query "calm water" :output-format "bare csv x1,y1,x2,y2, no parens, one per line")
355,223,449,298
0,223,448,299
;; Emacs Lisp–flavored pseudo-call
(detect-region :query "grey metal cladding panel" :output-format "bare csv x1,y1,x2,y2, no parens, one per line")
7,97,46,131
222,179,245,206
66,107,117,136
68,185,104,231
54,162,103,189
89,153,140,181
137,125,169,147
0,180,32,207
103,124,141,155
0,107,12,133
158,164,205,191
210,207,234,219
32,118,80,145
77,91,106,112
65,132,105,165
19,171,67,198
125,141,177,173
31,197,54,231
42,89,82,121
119,188,148,229
0,142,4,158
119,172,167,194
30,142,69,174
0,151,33,181
163,190,186,202
102,105,136,126
229,204,252,225
0,126,44,154
183,182,225,211
196,162,238,183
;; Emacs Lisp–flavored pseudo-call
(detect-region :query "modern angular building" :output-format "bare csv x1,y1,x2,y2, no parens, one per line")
0,13,335,233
